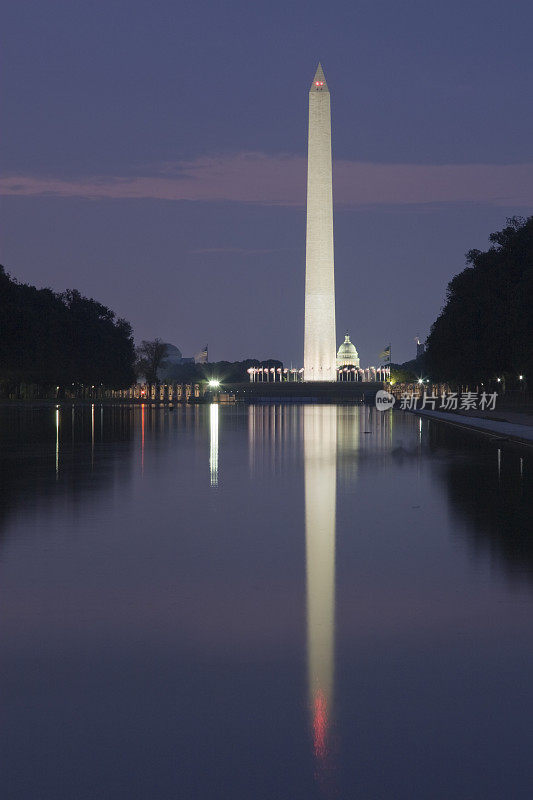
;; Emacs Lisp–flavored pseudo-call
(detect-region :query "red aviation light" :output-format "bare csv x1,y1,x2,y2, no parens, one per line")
315,81,324,86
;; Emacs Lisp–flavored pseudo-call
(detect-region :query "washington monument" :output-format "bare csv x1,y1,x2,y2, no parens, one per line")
304,63,337,381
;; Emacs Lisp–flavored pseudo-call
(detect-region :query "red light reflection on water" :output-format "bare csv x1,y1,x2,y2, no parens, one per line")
312,689,338,797
313,689,329,759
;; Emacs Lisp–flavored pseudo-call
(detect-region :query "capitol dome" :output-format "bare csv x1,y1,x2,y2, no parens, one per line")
336,333,360,368
156,343,186,381
162,343,183,362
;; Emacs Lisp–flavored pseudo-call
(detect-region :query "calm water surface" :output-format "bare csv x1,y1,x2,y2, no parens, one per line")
1,403,532,799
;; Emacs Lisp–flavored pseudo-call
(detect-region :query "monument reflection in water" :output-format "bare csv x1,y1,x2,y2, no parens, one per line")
304,405,383,787
248,403,391,789
5,403,533,798
304,406,337,770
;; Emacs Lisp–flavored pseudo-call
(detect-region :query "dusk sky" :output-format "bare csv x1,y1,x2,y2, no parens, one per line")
2,0,532,365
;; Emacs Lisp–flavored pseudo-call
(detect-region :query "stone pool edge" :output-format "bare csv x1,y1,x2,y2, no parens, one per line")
410,409,533,447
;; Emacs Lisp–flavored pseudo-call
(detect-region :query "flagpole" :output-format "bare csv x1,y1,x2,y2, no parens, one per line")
378,343,392,383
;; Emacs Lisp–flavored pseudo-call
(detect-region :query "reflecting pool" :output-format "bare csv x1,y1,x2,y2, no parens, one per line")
1,403,532,799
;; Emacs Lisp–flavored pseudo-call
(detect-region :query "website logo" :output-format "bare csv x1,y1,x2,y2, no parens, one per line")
375,390,396,411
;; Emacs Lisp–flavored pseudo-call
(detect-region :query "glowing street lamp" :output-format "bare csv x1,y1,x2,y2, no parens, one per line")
208,379,220,389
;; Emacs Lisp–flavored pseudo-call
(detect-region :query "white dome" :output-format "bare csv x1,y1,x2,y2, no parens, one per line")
336,333,360,367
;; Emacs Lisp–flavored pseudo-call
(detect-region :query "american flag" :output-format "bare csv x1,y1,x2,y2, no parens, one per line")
195,345,208,364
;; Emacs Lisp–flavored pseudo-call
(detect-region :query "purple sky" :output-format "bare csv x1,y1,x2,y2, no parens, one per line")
2,0,532,365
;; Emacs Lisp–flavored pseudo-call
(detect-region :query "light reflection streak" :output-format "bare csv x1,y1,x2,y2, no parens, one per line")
210,403,219,487
141,404,145,475
91,404,95,469
55,407,60,477
248,406,255,474
304,406,337,780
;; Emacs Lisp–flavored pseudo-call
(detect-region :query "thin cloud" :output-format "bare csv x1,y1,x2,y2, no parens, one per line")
190,246,297,255
1,152,532,208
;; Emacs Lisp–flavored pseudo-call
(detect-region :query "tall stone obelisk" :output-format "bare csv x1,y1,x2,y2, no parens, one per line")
304,63,336,382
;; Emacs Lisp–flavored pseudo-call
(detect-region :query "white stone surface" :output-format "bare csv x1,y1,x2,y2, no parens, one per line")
304,64,337,381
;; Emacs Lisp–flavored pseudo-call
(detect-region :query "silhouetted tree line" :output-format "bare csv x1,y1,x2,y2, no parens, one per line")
390,355,426,384
0,266,135,397
426,217,533,386
153,358,284,384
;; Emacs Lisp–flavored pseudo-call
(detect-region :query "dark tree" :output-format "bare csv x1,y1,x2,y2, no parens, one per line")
0,265,136,396
161,359,283,384
136,358,284,385
135,339,168,384
425,217,533,385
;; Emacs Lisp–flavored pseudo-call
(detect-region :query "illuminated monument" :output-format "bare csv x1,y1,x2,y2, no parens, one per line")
247,65,390,388
304,64,337,382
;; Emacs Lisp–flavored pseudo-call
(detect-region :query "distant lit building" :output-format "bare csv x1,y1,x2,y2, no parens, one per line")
336,333,360,368
247,331,390,384
157,343,194,382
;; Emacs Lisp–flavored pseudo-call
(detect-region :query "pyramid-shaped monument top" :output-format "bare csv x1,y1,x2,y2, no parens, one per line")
310,63,329,92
